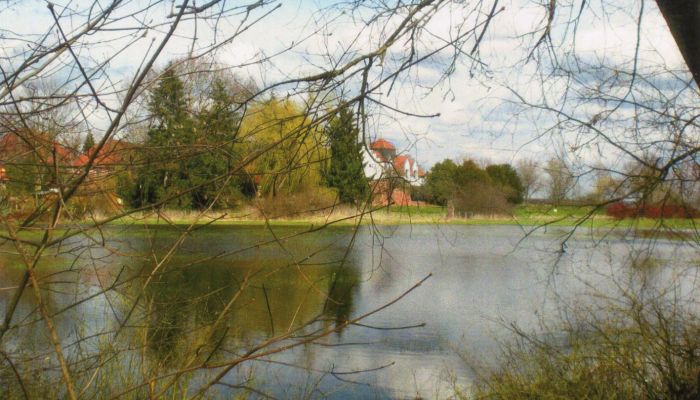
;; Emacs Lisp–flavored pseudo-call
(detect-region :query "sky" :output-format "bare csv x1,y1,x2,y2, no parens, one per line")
0,0,691,172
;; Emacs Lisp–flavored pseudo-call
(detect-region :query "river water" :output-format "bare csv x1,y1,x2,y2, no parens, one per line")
0,224,698,398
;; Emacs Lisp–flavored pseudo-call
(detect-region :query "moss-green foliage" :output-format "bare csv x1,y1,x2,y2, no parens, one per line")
425,159,513,214
486,164,524,204
325,107,367,204
82,132,95,153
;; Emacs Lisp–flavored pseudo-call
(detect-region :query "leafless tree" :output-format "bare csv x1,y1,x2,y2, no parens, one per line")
544,158,576,205
0,0,699,398
516,158,542,202
0,1,505,398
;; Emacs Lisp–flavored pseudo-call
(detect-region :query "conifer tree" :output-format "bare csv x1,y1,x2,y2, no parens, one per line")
191,78,242,208
325,108,367,204
131,68,193,208
82,133,95,153
127,70,247,209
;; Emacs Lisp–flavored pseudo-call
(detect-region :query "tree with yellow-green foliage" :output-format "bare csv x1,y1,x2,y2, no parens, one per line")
239,97,326,197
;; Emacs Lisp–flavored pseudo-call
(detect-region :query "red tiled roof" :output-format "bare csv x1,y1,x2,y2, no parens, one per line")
72,154,91,168
0,133,130,171
393,155,413,173
53,143,80,163
82,140,129,167
0,133,79,165
370,139,395,150
372,150,387,163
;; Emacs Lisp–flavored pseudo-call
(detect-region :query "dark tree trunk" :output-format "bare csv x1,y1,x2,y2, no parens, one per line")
656,0,700,88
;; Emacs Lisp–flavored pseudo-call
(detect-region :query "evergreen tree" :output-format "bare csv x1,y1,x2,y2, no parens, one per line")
131,68,193,208
190,78,243,208
82,133,95,153
199,78,239,140
325,108,367,203
126,70,248,209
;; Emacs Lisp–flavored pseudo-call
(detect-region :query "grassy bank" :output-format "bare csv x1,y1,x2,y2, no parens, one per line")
461,299,700,399
100,204,698,232
5,204,697,233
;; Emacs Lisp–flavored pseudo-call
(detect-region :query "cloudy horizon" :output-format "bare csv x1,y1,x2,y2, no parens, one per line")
0,0,692,173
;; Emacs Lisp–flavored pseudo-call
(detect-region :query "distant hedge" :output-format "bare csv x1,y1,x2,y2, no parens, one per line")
606,202,699,219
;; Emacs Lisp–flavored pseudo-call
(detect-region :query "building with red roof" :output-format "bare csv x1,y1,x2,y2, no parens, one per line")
0,132,132,192
0,132,82,181
370,139,396,163
363,138,425,186
0,132,133,214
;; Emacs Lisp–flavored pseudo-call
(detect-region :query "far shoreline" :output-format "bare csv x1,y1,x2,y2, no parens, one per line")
106,211,699,231
6,204,697,240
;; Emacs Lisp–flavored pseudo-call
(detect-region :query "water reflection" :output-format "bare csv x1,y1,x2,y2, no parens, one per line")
139,253,362,361
0,225,698,398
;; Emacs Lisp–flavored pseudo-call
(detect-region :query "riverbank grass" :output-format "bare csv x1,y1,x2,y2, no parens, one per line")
79,204,700,230
463,303,700,399
4,204,697,231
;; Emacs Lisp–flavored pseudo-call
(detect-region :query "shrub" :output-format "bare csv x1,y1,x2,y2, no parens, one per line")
606,201,699,219
254,187,338,219
452,182,513,217
606,201,635,219
465,301,700,400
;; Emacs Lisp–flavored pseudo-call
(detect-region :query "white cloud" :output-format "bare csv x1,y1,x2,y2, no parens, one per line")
1,0,693,176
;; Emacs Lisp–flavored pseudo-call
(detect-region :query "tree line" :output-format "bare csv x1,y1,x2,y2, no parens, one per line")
110,64,586,216
2,60,371,215
118,64,371,212
418,159,524,215
418,156,582,214
6,61,696,218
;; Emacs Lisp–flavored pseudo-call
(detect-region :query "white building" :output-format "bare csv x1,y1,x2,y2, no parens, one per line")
362,139,425,185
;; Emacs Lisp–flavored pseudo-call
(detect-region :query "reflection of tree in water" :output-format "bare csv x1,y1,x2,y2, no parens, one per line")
142,260,244,364
0,225,366,397
138,246,362,365
147,298,183,364
323,261,361,333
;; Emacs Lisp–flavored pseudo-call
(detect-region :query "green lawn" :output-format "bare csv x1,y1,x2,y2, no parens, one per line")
385,204,446,216
514,203,602,219
3,203,698,232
